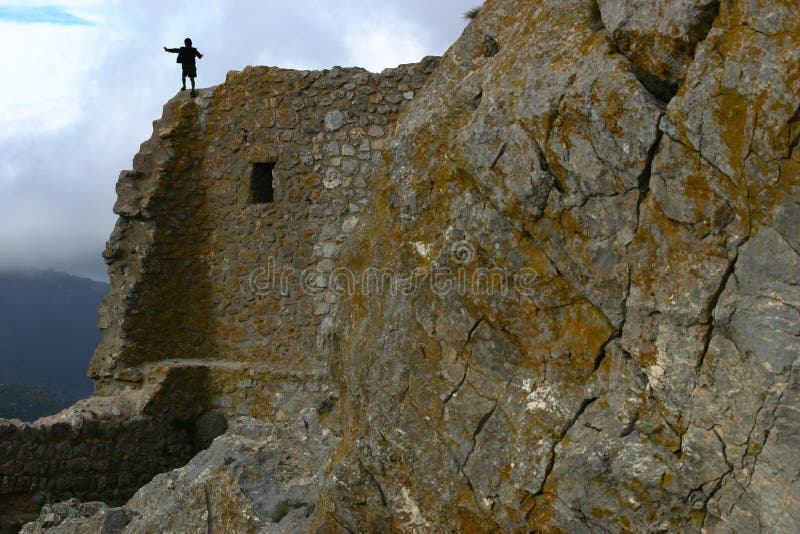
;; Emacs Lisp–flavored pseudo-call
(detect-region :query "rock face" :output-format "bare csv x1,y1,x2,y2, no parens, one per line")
11,0,800,532
321,0,799,531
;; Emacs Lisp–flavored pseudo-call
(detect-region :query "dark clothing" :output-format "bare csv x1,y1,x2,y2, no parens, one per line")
176,46,201,67
165,46,202,75
182,63,197,78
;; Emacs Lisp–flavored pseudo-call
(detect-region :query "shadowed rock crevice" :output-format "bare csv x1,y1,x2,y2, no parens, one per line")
638,127,664,201
589,0,605,31
687,1,720,49
482,35,500,57
742,387,786,485
490,143,507,169
368,473,389,509
594,328,622,373
461,402,498,470
693,428,735,526
202,484,215,534
443,368,469,406
599,0,722,104
468,89,483,110
633,68,679,103
786,104,800,159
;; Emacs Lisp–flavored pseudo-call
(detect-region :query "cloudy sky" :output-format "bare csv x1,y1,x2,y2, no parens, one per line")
0,0,476,281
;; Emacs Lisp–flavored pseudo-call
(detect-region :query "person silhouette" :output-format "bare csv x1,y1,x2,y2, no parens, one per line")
164,38,203,94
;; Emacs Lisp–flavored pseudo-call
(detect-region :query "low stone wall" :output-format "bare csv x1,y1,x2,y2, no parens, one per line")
0,397,219,533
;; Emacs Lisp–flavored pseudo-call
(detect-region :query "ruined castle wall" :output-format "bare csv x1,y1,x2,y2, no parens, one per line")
0,58,438,526
0,418,193,508
90,58,438,421
0,399,200,530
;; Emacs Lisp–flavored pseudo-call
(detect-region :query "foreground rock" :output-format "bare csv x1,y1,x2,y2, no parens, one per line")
320,0,800,531
22,416,334,533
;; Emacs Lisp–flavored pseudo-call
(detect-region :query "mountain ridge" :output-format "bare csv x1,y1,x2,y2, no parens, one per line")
0,270,107,407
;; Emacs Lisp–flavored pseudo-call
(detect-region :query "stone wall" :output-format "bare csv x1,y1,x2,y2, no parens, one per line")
90,58,438,421
0,398,205,533
0,57,438,528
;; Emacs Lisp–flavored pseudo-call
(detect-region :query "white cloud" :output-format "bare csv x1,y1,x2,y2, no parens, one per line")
342,18,427,72
0,22,106,140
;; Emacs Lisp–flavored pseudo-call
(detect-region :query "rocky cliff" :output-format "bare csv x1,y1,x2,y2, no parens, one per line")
8,0,800,532
319,0,799,531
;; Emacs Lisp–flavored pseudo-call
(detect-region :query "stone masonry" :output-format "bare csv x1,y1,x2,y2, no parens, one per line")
91,58,438,420
0,396,202,532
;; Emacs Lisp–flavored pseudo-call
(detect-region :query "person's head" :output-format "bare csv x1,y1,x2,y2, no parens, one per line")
184,38,192,46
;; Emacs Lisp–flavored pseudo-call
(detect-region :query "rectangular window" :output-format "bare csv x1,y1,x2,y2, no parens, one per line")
250,163,275,204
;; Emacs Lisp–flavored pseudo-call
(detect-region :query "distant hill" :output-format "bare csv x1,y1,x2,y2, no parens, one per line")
0,384,69,422
0,270,108,418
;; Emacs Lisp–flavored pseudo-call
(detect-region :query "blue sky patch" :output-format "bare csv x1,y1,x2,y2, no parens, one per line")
0,6,94,26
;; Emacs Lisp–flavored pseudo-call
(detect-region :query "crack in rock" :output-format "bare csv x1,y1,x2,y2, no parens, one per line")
461,402,498,470
203,483,215,534
699,427,735,527
697,237,748,371
533,397,599,500
443,318,484,407
637,126,664,206
368,472,389,508
442,367,468,406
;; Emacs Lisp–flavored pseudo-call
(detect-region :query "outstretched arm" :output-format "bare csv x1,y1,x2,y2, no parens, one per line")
195,49,203,59
164,47,179,53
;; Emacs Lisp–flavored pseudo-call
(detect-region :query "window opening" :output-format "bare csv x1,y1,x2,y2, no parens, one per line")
250,162,275,204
